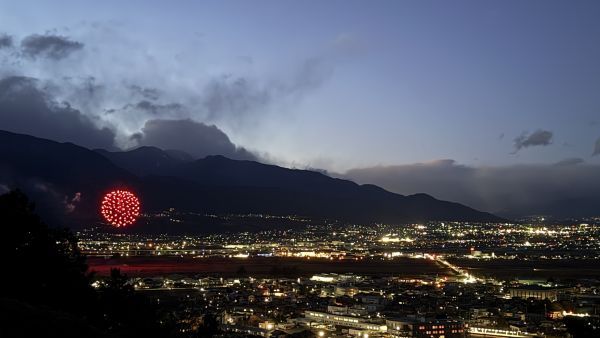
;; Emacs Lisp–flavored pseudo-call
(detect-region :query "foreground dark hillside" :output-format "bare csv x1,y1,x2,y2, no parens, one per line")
0,190,171,338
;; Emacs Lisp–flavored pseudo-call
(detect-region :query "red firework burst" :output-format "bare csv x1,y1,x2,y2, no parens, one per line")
101,190,140,227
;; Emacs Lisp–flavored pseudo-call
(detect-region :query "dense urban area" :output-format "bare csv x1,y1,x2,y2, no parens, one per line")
76,211,600,338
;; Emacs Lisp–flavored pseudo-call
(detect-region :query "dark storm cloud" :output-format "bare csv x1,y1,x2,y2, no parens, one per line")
132,118,256,160
128,100,184,115
0,34,13,49
20,34,83,59
202,58,332,123
128,85,160,101
0,26,341,167
0,76,116,149
68,76,103,96
203,76,270,120
0,25,338,155
554,158,584,166
513,129,553,152
344,160,600,216
593,137,600,156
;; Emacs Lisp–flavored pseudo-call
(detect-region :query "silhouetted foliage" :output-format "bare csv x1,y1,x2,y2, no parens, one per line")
97,268,167,337
0,297,104,338
0,189,95,311
564,316,600,338
196,313,220,337
0,190,171,338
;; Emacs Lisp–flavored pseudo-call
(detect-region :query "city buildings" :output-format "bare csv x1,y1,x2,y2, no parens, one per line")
79,215,600,337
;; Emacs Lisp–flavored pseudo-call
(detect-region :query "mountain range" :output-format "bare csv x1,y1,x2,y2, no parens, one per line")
0,130,502,232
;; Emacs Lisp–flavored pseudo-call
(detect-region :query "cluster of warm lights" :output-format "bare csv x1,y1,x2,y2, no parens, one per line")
101,190,140,227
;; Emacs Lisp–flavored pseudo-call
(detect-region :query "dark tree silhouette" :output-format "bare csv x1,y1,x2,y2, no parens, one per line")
196,313,220,337
0,189,95,311
97,268,167,337
0,190,172,338
564,316,600,338
0,190,101,337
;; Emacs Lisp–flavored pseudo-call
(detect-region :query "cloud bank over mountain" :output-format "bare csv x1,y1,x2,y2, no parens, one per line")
0,26,335,161
345,159,600,217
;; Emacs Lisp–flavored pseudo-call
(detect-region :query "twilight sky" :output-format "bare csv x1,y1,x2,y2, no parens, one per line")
1,0,600,214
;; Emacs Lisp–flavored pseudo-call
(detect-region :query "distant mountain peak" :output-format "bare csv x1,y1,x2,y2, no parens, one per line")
0,129,504,232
